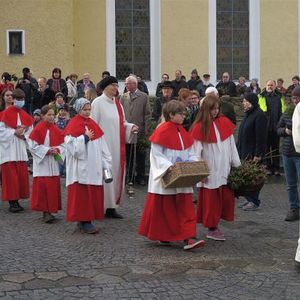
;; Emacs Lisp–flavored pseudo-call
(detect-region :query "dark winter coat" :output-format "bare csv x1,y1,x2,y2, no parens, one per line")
276,106,300,157
237,106,268,160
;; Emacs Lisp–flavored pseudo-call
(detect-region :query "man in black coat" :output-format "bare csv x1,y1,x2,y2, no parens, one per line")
216,72,237,97
171,70,188,97
237,93,268,211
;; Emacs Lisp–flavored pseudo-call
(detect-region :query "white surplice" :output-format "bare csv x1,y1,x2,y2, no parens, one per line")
192,123,241,189
91,93,134,209
28,130,65,177
64,134,112,187
0,114,32,164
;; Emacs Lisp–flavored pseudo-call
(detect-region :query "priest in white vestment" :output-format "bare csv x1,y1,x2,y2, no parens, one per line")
91,76,137,218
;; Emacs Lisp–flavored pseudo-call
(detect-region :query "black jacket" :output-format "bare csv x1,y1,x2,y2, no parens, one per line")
276,106,300,157
47,78,68,98
216,81,237,97
171,79,188,97
237,106,268,160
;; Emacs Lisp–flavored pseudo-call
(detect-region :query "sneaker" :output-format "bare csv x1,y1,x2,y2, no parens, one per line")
105,208,123,219
274,171,281,176
242,202,258,211
80,222,98,234
183,239,205,250
206,229,226,241
8,201,23,213
16,201,24,212
43,212,55,223
285,209,299,222
158,241,171,246
238,201,249,208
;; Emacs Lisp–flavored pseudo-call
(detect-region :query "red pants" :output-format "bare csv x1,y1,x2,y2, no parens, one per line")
1,161,29,201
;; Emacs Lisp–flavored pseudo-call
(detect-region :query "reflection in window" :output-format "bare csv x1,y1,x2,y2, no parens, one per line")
116,0,150,80
216,0,249,80
8,31,24,55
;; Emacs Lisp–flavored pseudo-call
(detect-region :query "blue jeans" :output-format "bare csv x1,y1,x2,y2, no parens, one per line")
245,190,260,207
282,154,300,209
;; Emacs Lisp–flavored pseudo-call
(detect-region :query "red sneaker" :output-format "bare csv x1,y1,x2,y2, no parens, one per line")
183,239,205,250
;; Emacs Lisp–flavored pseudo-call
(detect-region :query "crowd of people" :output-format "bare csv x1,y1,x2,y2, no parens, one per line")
0,67,299,263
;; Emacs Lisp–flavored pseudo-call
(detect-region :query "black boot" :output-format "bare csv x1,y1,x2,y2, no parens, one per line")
105,208,123,219
8,200,23,213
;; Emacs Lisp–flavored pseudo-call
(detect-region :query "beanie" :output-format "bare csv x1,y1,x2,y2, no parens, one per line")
99,76,118,91
244,92,258,107
292,85,300,97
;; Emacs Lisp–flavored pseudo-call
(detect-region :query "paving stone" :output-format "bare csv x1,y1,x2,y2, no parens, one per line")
0,282,21,292
36,271,67,281
2,273,35,283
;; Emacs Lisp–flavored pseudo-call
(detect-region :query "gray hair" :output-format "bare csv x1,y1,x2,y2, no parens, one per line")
125,75,138,84
205,87,219,96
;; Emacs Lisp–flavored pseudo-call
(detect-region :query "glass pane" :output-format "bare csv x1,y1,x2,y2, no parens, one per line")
232,30,248,47
9,32,22,54
217,47,232,64
134,0,149,9
233,64,249,80
133,28,150,45
233,48,249,63
233,12,249,29
116,63,133,80
217,0,232,12
217,30,232,47
233,0,248,12
133,10,149,27
133,46,150,63
116,46,132,62
116,28,132,46
116,10,132,28
133,63,150,80
116,0,132,10
217,64,233,80
217,12,232,29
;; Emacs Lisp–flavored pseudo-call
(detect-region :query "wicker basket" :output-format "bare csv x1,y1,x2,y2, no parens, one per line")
162,161,209,188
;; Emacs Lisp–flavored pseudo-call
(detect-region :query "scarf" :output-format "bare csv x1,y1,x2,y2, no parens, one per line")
190,116,235,143
29,121,64,146
149,121,194,150
1,105,34,129
52,79,61,93
63,114,104,140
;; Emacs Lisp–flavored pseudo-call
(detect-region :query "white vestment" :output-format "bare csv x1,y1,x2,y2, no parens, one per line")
0,114,32,164
28,130,65,177
192,123,241,189
91,93,134,209
64,134,112,187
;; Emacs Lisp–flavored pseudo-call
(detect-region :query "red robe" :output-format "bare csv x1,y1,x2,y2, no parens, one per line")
1,106,34,201
190,116,236,228
29,121,64,213
64,115,105,222
138,121,197,241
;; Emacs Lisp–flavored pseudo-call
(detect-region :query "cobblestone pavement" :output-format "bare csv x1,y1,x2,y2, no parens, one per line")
0,176,299,299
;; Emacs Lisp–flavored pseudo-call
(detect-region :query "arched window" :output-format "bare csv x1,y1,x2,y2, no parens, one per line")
216,0,249,80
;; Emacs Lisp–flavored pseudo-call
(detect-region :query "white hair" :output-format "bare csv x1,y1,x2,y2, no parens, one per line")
125,75,138,84
205,87,219,96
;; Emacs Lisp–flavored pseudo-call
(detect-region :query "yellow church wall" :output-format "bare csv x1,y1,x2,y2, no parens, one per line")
260,0,298,86
73,0,106,83
160,0,209,80
0,0,74,80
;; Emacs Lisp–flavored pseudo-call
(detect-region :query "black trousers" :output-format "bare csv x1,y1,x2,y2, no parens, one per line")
126,143,146,183
266,130,280,172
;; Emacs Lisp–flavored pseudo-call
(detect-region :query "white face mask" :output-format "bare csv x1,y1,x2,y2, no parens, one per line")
15,100,25,108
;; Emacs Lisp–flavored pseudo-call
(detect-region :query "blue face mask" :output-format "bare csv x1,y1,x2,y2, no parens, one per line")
15,100,25,108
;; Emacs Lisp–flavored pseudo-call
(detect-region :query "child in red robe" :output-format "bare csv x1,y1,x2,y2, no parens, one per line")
64,98,112,234
139,100,205,250
28,105,65,223
190,95,240,241
0,88,34,212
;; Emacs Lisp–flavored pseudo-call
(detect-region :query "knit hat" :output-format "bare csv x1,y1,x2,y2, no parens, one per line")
244,93,258,107
99,76,118,91
33,109,41,116
58,103,69,112
74,98,90,113
55,92,65,99
292,85,300,97
203,73,210,78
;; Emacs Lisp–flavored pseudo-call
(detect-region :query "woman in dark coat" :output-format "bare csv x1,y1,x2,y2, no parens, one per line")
47,68,68,99
237,93,268,211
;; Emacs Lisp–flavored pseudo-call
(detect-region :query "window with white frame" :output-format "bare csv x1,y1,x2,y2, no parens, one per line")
216,0,249,80
115,0,150,80
7,30,25,55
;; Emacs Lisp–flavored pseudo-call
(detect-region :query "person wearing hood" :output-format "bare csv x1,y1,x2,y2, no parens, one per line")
64,98,112,233
258,80,286,175
237,93,268,211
